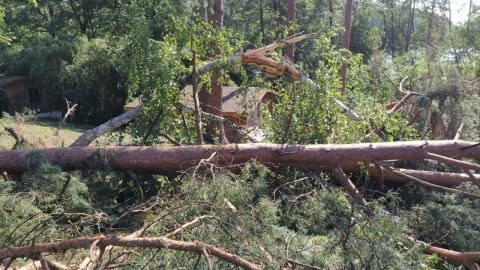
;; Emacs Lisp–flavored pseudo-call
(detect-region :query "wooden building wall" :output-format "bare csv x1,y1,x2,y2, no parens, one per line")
0,77,56,115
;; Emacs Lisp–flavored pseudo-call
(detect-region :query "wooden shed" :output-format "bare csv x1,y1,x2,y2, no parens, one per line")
0,76,56,115
179,85,274,141
123,85,274,142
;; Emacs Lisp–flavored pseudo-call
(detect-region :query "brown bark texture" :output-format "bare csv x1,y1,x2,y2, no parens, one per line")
286,0,296,62
405,235,480,270
199,0,227,143
340,0,353,94
1,140,480,187
0,235,261,270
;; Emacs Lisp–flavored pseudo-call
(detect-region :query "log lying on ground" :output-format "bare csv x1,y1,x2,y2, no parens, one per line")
404,235,480,270
0,235,261,270
2,140,480,178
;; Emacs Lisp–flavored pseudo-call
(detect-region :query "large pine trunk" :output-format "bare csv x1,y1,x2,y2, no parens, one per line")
2,140,480,188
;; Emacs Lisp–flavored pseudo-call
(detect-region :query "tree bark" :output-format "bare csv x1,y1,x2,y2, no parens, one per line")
2,140,480,181
286,0,296,62
199,0,228,144
405,0,415,52
404,235,480,270
70,106,143,147
0,235,261,270
340,0,353,94
192,48,204,145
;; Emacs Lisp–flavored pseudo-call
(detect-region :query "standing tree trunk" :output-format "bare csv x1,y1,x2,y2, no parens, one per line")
286,0,296,62
340,0,353,95
405,0,415,52
260,0,266,44
199,0,228,144
389,0,396,56
192,47,204,145
426,0,436,81
329,0,334,27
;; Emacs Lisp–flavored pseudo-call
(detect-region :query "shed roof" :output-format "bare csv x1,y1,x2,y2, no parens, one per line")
180,85,269,115
0,76,30,87
124,85,272,115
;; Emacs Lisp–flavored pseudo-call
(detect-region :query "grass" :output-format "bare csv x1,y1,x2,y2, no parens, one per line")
0,117,132,150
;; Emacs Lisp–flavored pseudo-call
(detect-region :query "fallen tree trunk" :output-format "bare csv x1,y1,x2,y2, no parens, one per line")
2,140,480,183
70,106,143,147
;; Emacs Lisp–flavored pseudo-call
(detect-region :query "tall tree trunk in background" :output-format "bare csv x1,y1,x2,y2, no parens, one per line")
329,0,334,27
426,0,436,81
448,0,451,28
260,0,265,44
389,0,396,56
199,0,228,144
286,0,296,62
467,0,473,30
192,47,204,145
272,0,283,40
340,0,353,95
405,0,415,52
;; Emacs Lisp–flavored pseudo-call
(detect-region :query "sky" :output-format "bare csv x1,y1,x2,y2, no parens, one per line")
450,0,478,24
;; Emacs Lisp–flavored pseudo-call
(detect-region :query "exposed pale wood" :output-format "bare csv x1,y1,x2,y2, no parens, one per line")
454,122,464,140
70,106,143,147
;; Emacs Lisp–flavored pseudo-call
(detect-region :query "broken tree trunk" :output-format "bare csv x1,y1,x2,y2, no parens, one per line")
70,106,143,147
2,140,480,189
182,35,360,120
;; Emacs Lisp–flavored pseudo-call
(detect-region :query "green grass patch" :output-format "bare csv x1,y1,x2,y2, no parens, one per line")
0,118,132,150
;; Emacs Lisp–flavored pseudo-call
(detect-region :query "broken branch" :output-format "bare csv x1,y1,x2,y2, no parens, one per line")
0,235,261,270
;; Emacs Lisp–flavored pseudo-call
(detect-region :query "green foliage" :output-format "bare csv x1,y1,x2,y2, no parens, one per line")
0,156,94,246
61,37,127,123
403,184,480,252
0,0,10,44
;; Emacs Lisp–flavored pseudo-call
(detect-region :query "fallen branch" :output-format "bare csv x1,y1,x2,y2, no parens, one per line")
163,215,214,238
70,106,143,147
462,168,480,189
405,235,480,270
372,161,480,200
332,165,368,206
425,152,480,172
362,166,480,187
159,130,182,146
285,259,324,270
0,235,261,270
